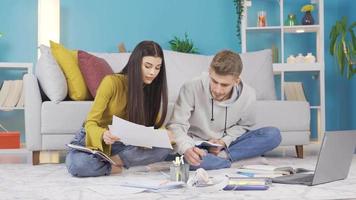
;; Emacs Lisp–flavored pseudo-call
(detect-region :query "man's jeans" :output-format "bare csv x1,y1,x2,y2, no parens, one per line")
65,128,172,177
190,126,282,170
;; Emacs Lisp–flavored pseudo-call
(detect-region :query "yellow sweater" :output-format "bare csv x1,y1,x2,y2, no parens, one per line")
85,74,128,155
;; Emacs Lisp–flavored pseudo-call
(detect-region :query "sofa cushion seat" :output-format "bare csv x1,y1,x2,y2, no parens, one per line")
41,101,92,134
253,101,310,131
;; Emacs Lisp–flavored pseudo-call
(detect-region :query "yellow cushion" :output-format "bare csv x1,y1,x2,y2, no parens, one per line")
50,41,91,100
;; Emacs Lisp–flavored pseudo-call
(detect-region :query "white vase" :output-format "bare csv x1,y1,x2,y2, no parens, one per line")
287,55,296,64
296,53,304,63
304,53,316,63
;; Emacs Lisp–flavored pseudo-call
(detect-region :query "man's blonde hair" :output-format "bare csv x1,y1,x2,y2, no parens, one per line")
210,50,242,77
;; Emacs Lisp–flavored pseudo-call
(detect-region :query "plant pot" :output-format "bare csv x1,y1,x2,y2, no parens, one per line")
302,11,314,25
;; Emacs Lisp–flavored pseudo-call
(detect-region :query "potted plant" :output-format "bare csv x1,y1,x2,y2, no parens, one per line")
169,33,198,54
233,0,245,43
329,16,356,79
301,4,315,25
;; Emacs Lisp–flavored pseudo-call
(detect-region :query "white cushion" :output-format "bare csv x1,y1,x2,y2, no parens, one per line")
163,50,210,102
83,49,276,102
36,45,68,103
240,49,276,100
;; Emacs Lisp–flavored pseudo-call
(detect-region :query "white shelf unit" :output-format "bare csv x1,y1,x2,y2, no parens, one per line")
0,62,33,163
241,0,325,140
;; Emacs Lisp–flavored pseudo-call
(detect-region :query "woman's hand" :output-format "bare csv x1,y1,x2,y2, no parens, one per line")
102,130,120,145
167,129,176,144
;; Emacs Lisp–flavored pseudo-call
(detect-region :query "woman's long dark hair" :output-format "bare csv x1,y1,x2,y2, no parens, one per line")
120,41,168,128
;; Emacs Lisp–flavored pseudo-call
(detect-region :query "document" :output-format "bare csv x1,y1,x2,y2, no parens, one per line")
109,116,173,149
120,180,184,191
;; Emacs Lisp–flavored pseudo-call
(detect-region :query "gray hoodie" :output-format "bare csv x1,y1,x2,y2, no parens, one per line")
167,73,257,155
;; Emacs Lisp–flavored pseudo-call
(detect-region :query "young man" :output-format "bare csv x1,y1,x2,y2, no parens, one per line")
167,50,281,170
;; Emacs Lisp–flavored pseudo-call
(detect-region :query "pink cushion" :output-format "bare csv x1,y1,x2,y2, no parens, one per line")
78,50,114,97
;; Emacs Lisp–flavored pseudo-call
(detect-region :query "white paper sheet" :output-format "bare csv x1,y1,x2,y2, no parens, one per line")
109,116,173,149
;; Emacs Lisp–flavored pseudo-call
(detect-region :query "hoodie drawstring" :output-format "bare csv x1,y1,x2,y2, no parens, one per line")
210,98,214,121
211,98,228,136
223,107,227,136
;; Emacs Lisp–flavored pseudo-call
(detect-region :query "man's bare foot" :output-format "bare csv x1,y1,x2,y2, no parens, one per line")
110,155,124,174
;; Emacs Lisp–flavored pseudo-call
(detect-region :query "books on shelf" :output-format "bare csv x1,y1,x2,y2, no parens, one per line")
0,80,24,108
0,81,11,107
284,82,307,101
66,143,117,165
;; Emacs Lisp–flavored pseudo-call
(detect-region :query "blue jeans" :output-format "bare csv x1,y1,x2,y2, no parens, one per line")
65,128,172,177
190,127,281,170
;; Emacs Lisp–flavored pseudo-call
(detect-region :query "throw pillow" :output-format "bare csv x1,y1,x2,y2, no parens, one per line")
78,50,114,97
50,41,91,100
36,45,68,103
239,49,276,100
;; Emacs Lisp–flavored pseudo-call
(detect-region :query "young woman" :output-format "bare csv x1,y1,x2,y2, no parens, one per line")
66,41,172,177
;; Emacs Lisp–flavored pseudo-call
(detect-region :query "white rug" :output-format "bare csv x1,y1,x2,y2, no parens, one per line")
1,147,356,200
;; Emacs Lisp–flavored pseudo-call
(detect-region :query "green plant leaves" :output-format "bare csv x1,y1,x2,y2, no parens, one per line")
233,0,245,44
169,33,198,54
329,16,356,79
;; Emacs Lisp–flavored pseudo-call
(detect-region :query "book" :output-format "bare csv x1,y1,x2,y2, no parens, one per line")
3,80,23,107
16,87,24,107
239,165,311,176
223,177,271,191
66,143,117,165
194,141,223,148
284,82,307,101
0,81,12,107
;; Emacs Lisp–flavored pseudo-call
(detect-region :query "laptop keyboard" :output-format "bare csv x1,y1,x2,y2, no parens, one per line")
288,174,314,182
273,173,315,185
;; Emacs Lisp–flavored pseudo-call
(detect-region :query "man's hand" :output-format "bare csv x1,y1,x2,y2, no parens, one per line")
102,130,120,145
184,147,206,166
208,139,226,156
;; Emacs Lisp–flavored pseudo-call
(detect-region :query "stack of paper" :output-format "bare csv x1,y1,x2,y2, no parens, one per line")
109,116,172,149
223,177,272,191
120,180,185,191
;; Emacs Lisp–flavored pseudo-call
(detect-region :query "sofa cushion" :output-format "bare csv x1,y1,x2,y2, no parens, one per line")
163,50,210,102
253,100,310,131
50,41,92,100
78,50,114,97
41,101,92,134
36,45,67,103
240,49,276,100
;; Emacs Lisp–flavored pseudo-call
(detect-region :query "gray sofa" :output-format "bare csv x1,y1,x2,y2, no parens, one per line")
24,49,310,165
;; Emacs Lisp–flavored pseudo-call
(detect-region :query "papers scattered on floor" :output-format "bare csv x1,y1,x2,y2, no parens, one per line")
236,164,311,178
109,116,172,149
120,180,185,191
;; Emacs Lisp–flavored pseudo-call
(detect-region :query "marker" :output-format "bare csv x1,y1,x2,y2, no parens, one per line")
237,171,255,177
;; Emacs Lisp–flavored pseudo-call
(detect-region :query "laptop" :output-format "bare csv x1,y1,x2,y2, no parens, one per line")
273,130,356,186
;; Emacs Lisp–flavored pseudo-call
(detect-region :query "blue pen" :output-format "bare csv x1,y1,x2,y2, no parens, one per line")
237,171,255,177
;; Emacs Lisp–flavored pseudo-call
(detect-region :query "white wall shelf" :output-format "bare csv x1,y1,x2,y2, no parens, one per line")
0,62,33,163
241,0,325,140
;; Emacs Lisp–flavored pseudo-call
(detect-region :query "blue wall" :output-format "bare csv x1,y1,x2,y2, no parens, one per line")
60,0,238,54
0,0,355,142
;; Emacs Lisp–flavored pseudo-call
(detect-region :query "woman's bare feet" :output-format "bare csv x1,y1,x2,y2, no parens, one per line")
110,155,124,174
